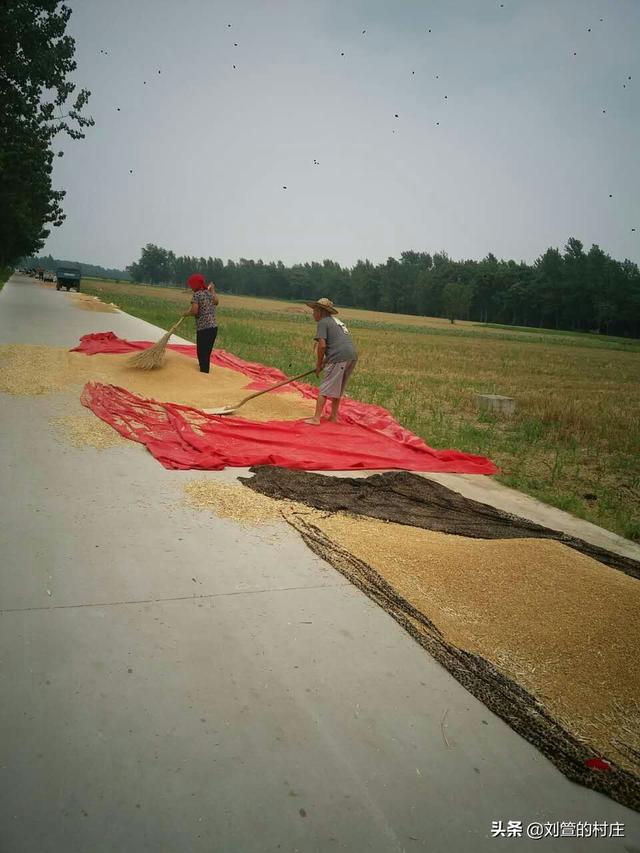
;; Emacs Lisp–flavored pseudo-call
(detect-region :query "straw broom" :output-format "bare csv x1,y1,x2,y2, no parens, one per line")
127,315,186,370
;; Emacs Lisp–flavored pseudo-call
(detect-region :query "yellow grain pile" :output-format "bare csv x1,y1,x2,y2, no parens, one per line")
71,293,119,313
311,512,640,774
50,414,129,449
0,345,87,395
184,480,308,526
0,344,315,421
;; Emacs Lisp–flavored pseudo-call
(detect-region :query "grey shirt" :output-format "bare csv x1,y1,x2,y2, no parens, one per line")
315,316,357,364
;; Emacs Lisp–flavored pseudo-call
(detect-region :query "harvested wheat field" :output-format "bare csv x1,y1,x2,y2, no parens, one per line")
308,513,640,773
0,344,314,421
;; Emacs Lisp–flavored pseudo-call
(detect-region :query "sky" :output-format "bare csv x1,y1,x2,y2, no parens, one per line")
44,0,640,270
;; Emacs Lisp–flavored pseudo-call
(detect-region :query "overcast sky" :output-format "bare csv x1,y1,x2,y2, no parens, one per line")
44,0,639,270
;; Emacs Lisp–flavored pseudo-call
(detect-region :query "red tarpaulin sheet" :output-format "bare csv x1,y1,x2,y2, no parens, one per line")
71,332,499,474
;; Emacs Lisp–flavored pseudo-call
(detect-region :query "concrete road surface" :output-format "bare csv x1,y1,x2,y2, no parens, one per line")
1,274,638,852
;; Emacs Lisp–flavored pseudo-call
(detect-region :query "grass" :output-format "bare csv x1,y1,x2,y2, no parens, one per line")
81,277,640,542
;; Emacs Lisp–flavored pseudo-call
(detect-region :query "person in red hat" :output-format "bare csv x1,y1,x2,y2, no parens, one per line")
184,273,219,373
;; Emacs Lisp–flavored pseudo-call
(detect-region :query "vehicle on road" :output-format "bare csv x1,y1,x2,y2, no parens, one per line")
43,270,55,282
55,267,82,291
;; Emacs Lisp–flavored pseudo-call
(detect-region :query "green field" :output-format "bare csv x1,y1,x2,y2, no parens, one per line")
82,277,640,542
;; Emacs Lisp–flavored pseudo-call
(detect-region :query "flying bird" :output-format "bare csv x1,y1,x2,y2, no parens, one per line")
362,29,366,34
129,169,133,174
234,43,238,46
116,107,120,111
394,113,399,118
282,186,287,190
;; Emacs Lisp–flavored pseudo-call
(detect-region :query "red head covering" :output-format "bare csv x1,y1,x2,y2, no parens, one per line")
187,273,206,291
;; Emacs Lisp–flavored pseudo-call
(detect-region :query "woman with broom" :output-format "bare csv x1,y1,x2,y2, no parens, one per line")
184,273,219,373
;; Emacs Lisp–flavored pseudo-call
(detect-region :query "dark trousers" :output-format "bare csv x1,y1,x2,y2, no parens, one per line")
196,326,218,373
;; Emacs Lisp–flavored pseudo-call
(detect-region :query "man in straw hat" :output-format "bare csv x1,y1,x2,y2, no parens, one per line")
304,297,358,425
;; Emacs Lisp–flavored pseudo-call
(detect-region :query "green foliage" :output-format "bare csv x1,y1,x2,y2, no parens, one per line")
0,266,12,289
0,1,93,265
442,281,474,323
127,239,640,339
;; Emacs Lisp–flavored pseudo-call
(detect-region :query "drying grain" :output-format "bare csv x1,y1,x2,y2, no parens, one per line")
311,511,640,774
50,414,129,449
71,293,119,313
0,344,314,421
0,345,87,395
184,479,308,526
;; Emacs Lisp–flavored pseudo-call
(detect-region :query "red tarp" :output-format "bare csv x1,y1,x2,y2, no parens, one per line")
71,332,499,474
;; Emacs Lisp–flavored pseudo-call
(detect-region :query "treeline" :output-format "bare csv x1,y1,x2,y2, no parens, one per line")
128,239,640,337
22,255,131,281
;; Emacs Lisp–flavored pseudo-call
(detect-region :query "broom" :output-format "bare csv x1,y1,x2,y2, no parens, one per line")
127,315,186,370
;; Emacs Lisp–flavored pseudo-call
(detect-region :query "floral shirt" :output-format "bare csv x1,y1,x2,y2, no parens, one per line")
192,289,217,331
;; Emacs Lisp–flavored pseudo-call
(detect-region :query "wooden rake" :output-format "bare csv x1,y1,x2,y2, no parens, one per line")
204,368,316,416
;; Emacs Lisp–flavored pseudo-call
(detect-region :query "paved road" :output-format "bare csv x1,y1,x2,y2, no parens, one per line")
1,274,638,852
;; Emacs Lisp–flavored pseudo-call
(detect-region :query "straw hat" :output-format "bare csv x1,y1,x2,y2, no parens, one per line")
306,297,338,315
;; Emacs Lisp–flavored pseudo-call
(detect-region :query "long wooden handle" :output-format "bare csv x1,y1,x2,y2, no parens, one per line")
235,369,316,409
169,315,185,334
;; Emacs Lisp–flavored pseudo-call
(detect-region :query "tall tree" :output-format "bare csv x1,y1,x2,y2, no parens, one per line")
0,1,93,265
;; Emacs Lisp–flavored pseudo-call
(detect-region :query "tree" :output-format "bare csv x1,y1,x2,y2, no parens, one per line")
442,281,474,324
128,244,174,284
0,2,94,265
124,237,640,339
